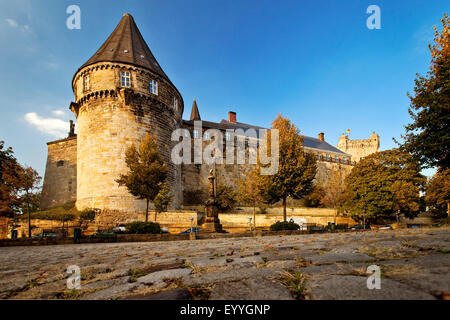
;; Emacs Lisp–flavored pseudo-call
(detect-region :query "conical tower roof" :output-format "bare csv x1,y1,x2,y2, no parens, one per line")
78,13,170,82
190,99,201,121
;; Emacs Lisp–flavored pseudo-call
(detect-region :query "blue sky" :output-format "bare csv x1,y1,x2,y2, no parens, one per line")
0,0,448,179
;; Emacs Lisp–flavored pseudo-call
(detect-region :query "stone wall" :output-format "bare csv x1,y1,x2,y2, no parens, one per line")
337,132,380,162
0,217,10,239
40,136,77,210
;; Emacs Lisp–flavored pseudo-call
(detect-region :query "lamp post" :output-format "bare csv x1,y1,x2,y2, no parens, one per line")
190,217,194,234
249,217,252,232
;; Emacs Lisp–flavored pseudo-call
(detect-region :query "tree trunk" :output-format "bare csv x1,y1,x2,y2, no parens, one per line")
154,209,157,223
27,201,31,238
145,199,149,223
334,208,337,225
282,197,287,222
253,204,256,231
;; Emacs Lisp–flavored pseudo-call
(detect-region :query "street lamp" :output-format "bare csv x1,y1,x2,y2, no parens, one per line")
249,217,252,232
190,217,194,234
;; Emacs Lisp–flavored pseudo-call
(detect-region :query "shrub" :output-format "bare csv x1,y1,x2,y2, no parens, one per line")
125,221,161,234
216,184,237,212
270,221,300,231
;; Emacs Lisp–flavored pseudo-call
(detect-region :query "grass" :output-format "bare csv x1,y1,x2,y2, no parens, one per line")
280,271,307,300
187,287,211,300
436,248,450,254
128,268,147,283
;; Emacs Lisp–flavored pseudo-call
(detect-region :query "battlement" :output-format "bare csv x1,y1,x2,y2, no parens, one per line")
337,131,380,162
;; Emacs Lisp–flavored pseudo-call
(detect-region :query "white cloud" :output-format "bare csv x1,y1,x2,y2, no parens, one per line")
5,18,18,27
52,110,66,117
24,112,68,138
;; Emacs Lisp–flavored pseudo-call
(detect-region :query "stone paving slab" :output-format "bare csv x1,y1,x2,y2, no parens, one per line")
210,278,294,300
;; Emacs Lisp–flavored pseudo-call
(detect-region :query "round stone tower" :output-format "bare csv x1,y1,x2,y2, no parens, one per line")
70,13,184,214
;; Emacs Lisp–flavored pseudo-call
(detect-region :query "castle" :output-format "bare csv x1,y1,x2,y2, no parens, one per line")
40,14,379,217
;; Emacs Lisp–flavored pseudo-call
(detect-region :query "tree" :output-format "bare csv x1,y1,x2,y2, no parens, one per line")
20,167,42,238
0,141,23,217
116,134,169,222
216,184,237,212
153,183,172,222
398,15,450,170
426,168,450,217
302,185,325,208
238,168,264,230
342,149,426,223
77,209,96,229
321,166,346,224
258,115,317,222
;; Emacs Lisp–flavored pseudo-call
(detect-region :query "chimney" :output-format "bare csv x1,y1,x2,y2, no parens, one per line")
228,111,236,124
318,132,324,141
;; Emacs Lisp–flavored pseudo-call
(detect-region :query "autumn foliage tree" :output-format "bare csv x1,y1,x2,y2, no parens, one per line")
116,134,169,222
258,115,317,222
426,168,450,217
20,167,42,237
399,15,450,170
321,166,346,224
0,141,23,217
342,149,426,223
238,168,265,230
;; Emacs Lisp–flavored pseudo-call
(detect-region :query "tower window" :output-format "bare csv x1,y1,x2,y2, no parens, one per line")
121,71,131,87
173,97,178,110
83,75,90,92
149,79,158,95
193,129,199,139
57,160,64,167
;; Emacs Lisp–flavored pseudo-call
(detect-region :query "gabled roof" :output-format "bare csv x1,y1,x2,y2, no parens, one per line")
302,136,348,155
190,99,201,121
78,13,170,82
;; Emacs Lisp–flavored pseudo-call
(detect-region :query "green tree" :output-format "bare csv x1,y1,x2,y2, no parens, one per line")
258,115,317,222
321,166,346,224
0,141,23,217
116,134,169,222
426,168,450,217
20,167,42,238
153,183,172,222
342,149,426,223
216,184,237,212
398,15,450,170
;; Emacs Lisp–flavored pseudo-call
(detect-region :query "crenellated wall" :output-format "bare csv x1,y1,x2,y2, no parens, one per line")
337,132,380,162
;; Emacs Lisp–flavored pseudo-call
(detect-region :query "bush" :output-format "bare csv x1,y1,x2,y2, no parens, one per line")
125,222,161,234
270,221,300,231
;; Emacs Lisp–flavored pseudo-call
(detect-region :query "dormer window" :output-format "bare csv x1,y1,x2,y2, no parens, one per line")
121,71,131,87
173,97,178,110
83,75,90,92
149,79,158,95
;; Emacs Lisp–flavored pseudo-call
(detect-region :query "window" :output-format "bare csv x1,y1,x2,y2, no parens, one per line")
225,132,231,141
326,154,330,161
83,75,90,91
318,153,322,160
57,160,64,167
149,79,158,95
121,71,130,87
204,131,210,140
335,156,338,162
343,156,346,163
184,129,189,137
193,129,199,139
173,97,178,110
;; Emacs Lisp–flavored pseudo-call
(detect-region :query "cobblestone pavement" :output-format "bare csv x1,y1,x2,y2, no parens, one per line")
0,227,449,300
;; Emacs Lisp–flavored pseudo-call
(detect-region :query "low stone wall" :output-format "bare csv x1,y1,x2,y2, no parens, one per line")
3,207,355,239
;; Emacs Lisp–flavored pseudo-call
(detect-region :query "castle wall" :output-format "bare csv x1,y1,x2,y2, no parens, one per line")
72,63,183,213
40,137,77,210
